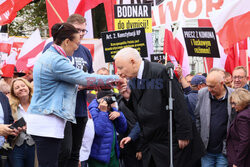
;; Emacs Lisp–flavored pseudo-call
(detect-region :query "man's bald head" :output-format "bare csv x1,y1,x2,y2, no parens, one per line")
114,47,142,62
114,47,142,79
207,71,224,83
206,71,226,99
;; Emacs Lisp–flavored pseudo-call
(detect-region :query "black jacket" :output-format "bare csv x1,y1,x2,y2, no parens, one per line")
126,60,204,167
0,92,13,124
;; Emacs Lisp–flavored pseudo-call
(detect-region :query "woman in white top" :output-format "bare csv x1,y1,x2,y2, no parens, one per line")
9,77,35,167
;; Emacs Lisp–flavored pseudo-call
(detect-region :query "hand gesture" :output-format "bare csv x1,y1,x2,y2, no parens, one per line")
109,111,120,120
136,152,142,160
178,140,190,149
0,124,19,136
120,136,132,148
98,99,108,112
175,64,183,78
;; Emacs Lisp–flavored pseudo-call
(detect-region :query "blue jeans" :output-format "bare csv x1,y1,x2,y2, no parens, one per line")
201,152,228,167
8,142,35,167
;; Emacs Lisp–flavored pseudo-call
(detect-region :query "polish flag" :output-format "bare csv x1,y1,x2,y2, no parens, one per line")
224,39,249,75
16,29,50,71
46,0,116,36
74,0,116,31
1,51,17,77
199,19,249,76
209,0,250,50
174,22,190,77
163,6,176,62
0,0,32,25
0,37,13,54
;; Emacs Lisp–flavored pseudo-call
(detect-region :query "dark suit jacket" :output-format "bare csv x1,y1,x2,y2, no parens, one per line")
127,60,204,167
226,105,250,167
0,92,13,124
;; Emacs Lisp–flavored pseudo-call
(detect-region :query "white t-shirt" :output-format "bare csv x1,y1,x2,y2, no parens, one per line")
26,113,66,139
79,115,95,162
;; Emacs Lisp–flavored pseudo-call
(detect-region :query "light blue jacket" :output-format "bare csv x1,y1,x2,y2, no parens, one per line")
28,46,118,123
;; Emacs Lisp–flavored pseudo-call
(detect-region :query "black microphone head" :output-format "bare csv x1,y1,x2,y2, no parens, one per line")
166,62,174,70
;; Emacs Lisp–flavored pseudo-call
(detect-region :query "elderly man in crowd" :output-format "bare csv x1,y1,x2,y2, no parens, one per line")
232,66,249,90
194,70,234,166
115,47,204,167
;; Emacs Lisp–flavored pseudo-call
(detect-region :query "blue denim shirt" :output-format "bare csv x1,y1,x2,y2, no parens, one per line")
28,46,118,123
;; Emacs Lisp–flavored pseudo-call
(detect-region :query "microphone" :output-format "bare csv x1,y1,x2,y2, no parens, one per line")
166,62,174,80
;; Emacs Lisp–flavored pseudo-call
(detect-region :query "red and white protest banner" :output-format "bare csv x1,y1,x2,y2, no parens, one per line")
0,0,32,25
0,37,13,54
150,0,224,27
16,29,47,71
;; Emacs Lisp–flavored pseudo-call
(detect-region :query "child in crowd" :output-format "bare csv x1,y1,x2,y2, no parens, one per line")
88,90,127,167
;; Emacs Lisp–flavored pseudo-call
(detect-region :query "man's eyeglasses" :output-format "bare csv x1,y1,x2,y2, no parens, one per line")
76,28,88,34
233,76,245,80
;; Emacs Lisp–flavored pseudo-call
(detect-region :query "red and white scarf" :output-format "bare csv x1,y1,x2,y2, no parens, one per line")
52,44,67,58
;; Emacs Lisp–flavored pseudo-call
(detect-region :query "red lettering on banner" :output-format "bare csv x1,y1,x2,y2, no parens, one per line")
159,4,166,25
151,10,156,26
86,77,96,87
183,0,202,18
167,0,182,22
11,42,24,56
153,0,223,25
206,0,224,17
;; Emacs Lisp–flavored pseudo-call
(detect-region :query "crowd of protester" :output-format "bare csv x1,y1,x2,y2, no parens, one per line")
0,14,249,167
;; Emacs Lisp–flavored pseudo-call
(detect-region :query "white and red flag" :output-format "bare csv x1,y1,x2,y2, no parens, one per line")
0,0,32,25
174,22,190,77
199,19,249,79
46,0,116,35
0,37,13,54
16,29,50,72
209,0,250,50
163,6,176,64
1,50,17,77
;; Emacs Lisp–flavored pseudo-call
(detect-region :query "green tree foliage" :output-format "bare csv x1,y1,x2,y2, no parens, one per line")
8,0,48,37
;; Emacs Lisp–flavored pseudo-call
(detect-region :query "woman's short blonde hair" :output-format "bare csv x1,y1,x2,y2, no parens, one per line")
9,78,33,120
230,88,250,110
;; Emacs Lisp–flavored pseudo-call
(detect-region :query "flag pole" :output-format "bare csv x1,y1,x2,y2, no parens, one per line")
165,53,168,65
47,0,64,22
203,57,209,73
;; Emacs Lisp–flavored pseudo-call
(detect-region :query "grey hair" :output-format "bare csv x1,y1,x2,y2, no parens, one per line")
114,47,142,62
